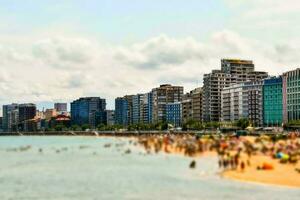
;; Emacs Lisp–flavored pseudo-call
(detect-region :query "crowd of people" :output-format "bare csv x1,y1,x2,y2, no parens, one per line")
137,133,300,173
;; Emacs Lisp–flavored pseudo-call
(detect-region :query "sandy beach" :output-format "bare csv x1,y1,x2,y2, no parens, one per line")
137,134,300,188
222,154,300,188
168,143,300,188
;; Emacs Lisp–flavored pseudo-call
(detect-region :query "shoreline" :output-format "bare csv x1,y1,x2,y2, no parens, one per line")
1,134,300,188
0,131,196,137
136,135,300,188
159,145,300,188
157,145,300,188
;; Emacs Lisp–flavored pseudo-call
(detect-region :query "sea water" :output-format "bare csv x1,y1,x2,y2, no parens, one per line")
0,136,299,200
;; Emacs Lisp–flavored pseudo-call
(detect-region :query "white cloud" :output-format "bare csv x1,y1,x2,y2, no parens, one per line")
113,35,208,70
32,37,96,69
0,30,300,111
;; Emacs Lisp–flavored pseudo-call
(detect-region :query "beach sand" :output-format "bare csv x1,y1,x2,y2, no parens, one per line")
138,135,300,188
222,154,300,188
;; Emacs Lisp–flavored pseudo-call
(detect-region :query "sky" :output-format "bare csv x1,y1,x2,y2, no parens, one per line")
1,0,300,112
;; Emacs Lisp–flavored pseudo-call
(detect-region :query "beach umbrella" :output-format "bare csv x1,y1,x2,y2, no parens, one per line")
276,152,283,159
282,154,289,161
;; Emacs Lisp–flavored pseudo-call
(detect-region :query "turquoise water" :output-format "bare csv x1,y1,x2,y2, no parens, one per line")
0,136,299,200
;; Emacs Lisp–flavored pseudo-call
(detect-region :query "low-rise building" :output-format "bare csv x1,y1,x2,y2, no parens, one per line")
45,109,57,120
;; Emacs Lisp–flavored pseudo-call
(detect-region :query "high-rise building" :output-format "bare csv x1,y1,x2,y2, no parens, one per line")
2,104,18,132
191,87,203,122
248,71,270,82
221,59,254,83
263,76,283,126
124,95,134,125
203,59,268,122
166,102,182,127
221,59,268,83
18,103,37,131
115,97,129,126
18,104,36,123
151,84,184,123
181,93,193,123
221,81,264,126
203,70,233,122
71,97,106,128
132,94,143,124
140,92,153,124
106,110,115,126
0,117,2,132
54,103,68,114
282,68,300,123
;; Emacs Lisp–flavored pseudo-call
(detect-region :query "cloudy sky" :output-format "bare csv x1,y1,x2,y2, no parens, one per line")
1,0,300,111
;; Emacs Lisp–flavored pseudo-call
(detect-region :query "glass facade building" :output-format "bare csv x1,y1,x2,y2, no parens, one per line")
166,102,182,127
115,97,129,126
263,77,283,126
71,97,106,128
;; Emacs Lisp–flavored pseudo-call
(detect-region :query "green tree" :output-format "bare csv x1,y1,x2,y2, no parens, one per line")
54,124,67,131
183,119,204,130
70,124,81,131
203,121,220,129
81,124,91,131
97,124,106,131
235,118,250,130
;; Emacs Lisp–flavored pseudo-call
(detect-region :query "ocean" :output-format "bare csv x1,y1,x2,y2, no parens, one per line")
0,136,299,200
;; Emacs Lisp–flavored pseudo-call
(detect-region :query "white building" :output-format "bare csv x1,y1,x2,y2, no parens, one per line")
221,81,264,126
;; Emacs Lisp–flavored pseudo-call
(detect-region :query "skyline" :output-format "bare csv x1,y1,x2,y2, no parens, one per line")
1,0,300,111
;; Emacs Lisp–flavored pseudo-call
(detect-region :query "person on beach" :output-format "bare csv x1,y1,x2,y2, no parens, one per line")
218,158,222,168
241,161,245,172
230,157,235,170
234,154,239,170
223,158,229,169
163,136,170,153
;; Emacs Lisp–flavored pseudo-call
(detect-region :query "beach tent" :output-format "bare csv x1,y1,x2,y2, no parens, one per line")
262,162,274,170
